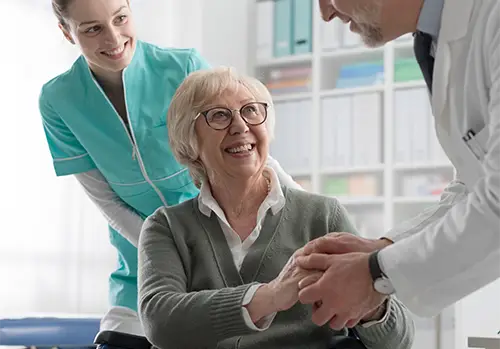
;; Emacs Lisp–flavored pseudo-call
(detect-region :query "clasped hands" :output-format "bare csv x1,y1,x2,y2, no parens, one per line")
250,233,392,330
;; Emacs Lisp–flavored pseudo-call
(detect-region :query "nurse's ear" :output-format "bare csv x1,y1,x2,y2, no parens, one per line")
58,23,75,45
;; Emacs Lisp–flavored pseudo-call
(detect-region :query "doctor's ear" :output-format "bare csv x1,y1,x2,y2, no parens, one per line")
58,23,75,44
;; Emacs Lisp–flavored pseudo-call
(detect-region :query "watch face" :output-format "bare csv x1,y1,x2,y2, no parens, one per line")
374,278,395,295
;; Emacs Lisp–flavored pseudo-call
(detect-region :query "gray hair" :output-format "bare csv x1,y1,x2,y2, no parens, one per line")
167,66,276,187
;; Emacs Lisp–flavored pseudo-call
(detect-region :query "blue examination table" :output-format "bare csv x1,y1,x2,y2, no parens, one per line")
0,318,151,349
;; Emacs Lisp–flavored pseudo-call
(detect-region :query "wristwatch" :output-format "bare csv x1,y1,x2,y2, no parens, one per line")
368,250,395,295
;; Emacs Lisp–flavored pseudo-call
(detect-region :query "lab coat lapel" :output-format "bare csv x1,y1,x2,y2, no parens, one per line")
432,0,474,130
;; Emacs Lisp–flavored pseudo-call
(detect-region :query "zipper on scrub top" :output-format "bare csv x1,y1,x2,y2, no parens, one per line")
120,71,169,207
89,70,137,160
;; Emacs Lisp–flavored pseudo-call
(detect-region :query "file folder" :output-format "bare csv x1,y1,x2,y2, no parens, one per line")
274,0,293,57
256,1,274,61
293,0,312,54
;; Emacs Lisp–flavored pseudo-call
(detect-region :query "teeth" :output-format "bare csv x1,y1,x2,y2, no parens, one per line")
104,44,125,56
227,144,252,153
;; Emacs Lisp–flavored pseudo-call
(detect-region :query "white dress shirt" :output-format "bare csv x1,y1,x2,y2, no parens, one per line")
198,167,285,330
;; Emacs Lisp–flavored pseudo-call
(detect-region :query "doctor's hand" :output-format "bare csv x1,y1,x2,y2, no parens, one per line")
303,232,393,256
296,252,387,330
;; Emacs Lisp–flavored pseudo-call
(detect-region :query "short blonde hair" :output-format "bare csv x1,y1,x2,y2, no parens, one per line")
168,66,276,186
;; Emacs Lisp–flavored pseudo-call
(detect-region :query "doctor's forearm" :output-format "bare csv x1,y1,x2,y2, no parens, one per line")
383,179,467,243
75,169,144,246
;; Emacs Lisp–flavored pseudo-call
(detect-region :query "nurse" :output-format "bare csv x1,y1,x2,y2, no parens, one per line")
40,0,299,338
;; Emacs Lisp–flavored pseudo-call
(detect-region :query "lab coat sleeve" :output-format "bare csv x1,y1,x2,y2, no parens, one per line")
75,169,144,247
378,25,500,317
383,179,468,242
186,48,212,74
39,89,97,176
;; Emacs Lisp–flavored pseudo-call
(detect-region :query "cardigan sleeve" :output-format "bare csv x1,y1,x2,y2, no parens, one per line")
137,210,259,349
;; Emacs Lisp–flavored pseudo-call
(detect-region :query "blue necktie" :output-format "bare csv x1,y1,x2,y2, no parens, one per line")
413,31,435,94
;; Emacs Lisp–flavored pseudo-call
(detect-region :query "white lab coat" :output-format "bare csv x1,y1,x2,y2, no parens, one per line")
379,0,500,317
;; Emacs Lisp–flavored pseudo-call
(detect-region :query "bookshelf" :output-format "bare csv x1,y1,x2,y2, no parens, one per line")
248,0,461,348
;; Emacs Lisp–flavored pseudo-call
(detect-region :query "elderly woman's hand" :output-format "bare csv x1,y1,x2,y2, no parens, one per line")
245,249,323,324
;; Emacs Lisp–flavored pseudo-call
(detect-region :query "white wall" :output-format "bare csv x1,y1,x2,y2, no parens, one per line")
200,0,251,73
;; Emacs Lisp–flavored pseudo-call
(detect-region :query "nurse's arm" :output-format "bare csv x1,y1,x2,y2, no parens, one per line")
75,169,144,247
266,155,304,190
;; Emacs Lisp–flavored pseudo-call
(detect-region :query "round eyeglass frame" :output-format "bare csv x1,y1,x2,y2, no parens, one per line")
195,102,269,130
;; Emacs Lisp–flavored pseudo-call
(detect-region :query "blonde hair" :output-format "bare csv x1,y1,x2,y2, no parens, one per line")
168,66,275,186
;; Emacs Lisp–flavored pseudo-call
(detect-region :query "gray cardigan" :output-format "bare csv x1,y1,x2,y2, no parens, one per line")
138,187,415,349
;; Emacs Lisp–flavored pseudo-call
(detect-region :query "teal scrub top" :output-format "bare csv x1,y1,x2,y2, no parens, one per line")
39,40,211,312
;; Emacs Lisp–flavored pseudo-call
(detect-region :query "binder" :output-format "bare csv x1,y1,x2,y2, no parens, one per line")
256,1,274,61
273,0,293,57
333,96,352,167
321,98,337,167
410,88,430,162
292,0,312,54
394,90,412,163
352,93,382,166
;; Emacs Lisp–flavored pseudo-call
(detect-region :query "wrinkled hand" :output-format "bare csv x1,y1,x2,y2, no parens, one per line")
318,0,336,21
302,233,392,256
296,252,387,330
267,249,323,312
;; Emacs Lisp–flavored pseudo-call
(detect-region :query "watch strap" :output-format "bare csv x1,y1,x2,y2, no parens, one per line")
368,250,384,282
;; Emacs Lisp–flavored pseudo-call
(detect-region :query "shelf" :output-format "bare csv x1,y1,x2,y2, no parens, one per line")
272,92,312,102
336,197,385,205
394,196,441,204
320,85,384,97
393,80,426,90
393,39,414,51
321,164,384,175
286,169,312,177
255,53,312,68
321,45,384,59
394,162,453,171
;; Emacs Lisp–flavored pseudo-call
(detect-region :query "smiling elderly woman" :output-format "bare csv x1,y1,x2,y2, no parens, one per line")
137,67,415,349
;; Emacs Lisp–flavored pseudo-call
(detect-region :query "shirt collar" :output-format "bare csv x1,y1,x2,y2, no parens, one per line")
416,0,445,39
198,166,286,217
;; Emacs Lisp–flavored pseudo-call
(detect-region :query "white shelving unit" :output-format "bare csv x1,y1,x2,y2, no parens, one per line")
247,1,463,349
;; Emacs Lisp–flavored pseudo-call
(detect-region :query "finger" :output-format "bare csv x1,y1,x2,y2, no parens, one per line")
345,317,360,328
329,314,350,331
298,272,322,289
303,235,348,255
298,281,323,304
311,302,336,326
296,253,331,271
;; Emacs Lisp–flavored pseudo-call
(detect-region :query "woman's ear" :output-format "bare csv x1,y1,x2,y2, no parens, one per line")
59,23,75,44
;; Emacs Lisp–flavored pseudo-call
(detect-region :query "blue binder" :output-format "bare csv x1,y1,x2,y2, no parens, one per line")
273,0,293,57
293,0,313,54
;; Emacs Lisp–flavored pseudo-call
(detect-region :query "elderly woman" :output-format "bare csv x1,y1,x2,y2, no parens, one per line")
137,67,415,349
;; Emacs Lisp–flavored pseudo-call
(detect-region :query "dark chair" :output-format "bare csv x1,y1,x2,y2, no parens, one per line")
94,331,152,349
93,329,367,349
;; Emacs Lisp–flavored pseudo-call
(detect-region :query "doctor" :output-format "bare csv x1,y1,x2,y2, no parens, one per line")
295,0,500,329
40,0,298,339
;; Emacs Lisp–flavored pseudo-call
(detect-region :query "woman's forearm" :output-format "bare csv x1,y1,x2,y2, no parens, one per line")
244,283,278,323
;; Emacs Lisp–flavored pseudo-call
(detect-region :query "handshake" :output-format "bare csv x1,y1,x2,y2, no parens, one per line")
245,233,393,330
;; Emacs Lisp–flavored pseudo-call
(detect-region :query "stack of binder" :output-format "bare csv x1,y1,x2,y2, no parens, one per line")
256,0,313,61
320,93,383,169
265,65,312,94
270,99,313,171
393,87,448,164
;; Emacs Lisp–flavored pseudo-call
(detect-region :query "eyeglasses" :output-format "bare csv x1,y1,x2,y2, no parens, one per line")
195,102,268,130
